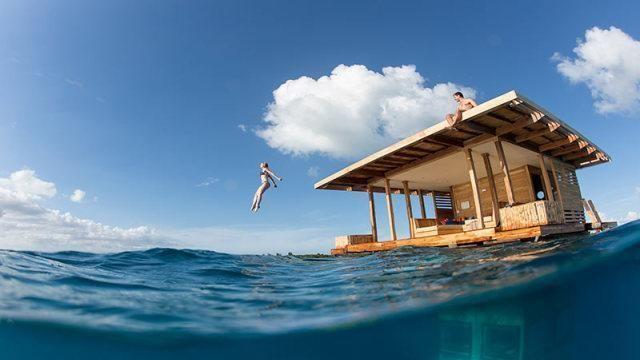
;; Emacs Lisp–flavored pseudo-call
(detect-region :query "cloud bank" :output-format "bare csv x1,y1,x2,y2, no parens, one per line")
0,169,333,254
257,64,475,159
0,169,172,252
553,26,640,114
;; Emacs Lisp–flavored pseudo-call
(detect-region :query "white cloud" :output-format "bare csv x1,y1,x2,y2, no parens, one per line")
196,177,219,187
64,78,83,88
69,189,86,203
257,64,475,159
624,211,639,223
553,26,640,114
0,170,172,252
238,124,247,132
0,169,56,201
307,166,319,178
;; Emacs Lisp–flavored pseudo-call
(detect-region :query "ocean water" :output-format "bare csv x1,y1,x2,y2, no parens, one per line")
1,222,640,359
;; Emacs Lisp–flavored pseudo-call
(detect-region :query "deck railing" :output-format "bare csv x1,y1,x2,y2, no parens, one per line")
499,200,564,231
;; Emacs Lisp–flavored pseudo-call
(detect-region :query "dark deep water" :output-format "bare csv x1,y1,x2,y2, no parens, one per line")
1,221,640,359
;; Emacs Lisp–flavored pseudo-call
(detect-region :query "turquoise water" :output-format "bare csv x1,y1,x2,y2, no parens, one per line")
1,221,640,359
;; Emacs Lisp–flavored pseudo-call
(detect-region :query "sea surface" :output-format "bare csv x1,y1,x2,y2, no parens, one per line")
1,221,640,359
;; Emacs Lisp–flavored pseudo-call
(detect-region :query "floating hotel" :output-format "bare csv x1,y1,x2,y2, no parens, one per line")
315,91,614,255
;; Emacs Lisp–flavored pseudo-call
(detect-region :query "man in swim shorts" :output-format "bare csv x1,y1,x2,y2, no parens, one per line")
445,91,477,127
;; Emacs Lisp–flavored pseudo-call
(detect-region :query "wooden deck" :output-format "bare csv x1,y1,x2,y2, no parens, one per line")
330,223,586,255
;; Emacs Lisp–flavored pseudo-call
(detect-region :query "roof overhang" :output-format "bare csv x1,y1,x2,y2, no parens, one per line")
314,90,610,193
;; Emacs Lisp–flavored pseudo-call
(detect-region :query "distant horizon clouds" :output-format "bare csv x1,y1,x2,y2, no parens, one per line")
0,168,333,254
0,169,167,253
553,26,640,114
256,64,475,159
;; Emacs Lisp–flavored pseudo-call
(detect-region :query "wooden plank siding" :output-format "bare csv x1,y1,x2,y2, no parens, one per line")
552,160,586,223
451,165,535,219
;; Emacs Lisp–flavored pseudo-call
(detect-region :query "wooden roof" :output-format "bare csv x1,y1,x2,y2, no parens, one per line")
315,90,610,192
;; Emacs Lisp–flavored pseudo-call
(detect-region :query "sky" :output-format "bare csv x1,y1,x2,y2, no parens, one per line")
1,0,639,254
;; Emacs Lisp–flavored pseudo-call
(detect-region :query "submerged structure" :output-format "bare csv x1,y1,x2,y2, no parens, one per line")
315,91,613,255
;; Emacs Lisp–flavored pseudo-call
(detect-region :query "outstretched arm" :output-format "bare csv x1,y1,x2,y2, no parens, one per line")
268,174,278,187
264,168,282,181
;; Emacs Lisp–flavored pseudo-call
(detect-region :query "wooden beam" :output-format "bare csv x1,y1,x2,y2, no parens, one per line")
539,134,579,152
482,112,514,125
514,121,560,143
494,139,516,205
367,186,378,242
428,135,465,148
495,111,544,136
482,153,501,226
538,154,555,202
353,169,387,178
563,146,596,161
458,121,495,135
402,181,414,238
551,140,589,157
384,178,397,241
464,148,485,229
388,153,423,161
571,153,600,167
418,190,427,218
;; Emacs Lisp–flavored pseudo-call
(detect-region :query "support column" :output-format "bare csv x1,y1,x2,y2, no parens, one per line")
402,181,414,238
384,178,397,241
418,190,427,219
495,139,515,205
482,153,500,226
465,148,485,228
367,186,378,242
549,159,564,211
538,154,555,201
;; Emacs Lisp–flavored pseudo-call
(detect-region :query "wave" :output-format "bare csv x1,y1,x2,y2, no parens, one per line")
1,221,640,358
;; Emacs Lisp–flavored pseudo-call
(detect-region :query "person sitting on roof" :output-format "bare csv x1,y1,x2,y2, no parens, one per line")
445,91,477,127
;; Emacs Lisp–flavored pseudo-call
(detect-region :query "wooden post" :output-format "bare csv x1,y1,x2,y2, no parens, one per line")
549,159,564,211
402,181,414,238
588,199,603,224
384,178,397,241
431,191,439,220
465,148,485,228
367,186,378,242
538,154,555,202
495,139,515,205
481,153,500,226
418,190,427,219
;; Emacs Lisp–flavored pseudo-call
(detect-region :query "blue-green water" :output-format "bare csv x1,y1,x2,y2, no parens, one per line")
1,222,640,359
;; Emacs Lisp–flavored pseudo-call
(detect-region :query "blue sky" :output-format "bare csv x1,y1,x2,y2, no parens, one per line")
1,0,639,254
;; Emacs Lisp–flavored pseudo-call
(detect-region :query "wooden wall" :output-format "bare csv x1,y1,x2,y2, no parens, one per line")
452,165,535,219
552,160,585,223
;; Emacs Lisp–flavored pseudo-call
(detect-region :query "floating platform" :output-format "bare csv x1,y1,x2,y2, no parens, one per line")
331,223,588,255
314,90,614,256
